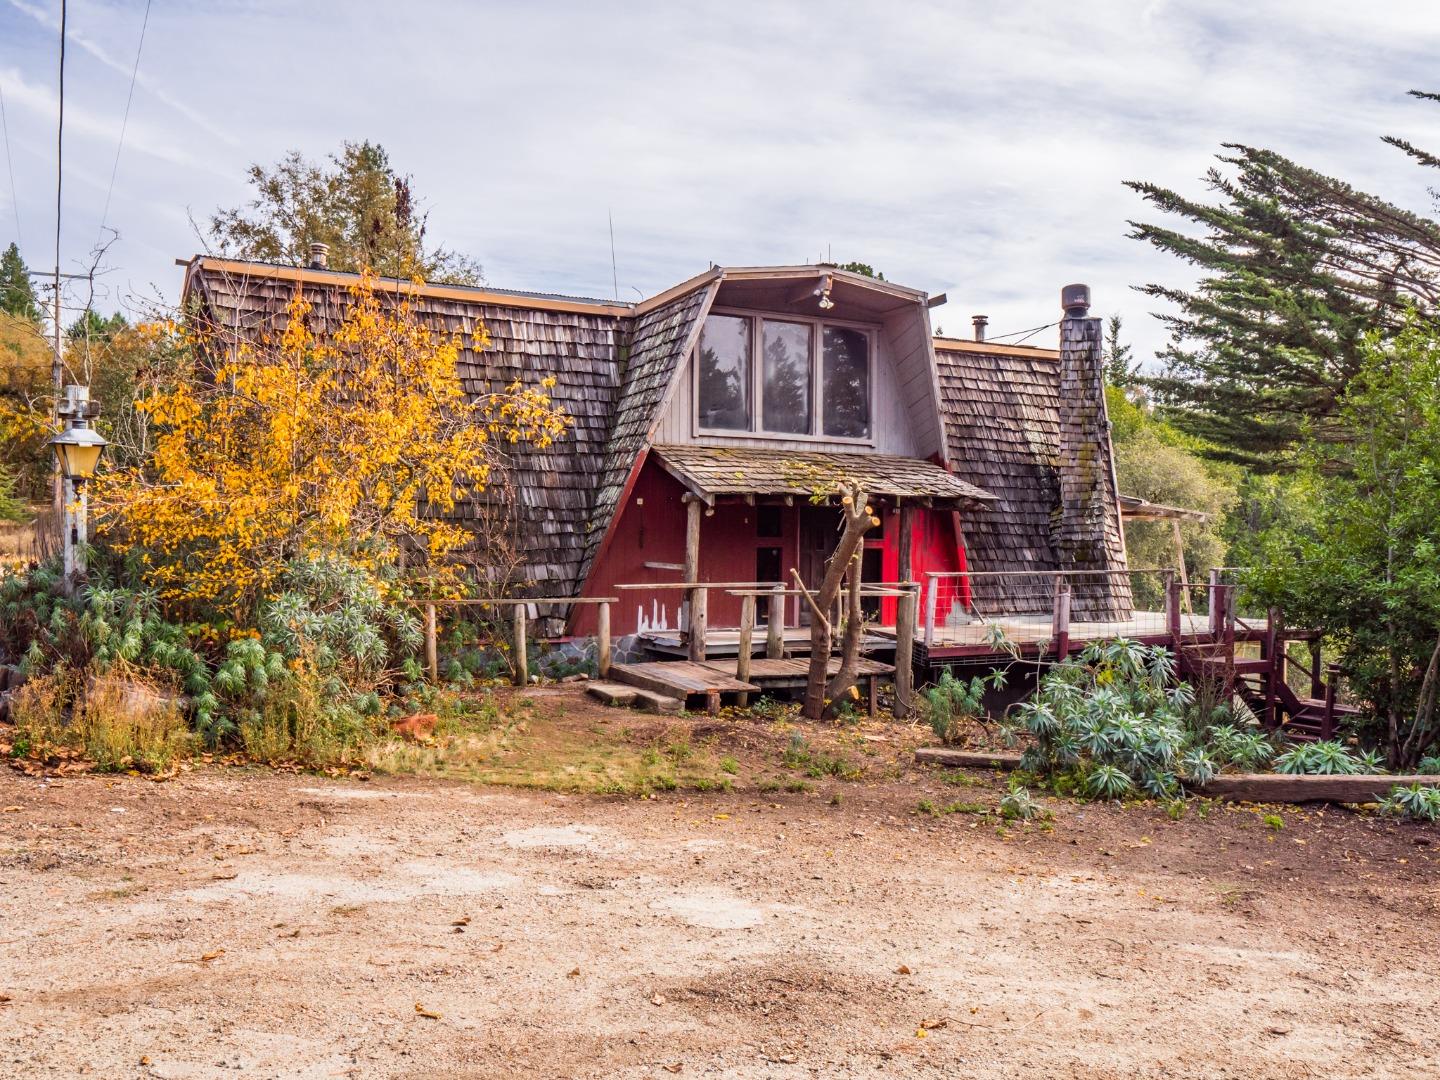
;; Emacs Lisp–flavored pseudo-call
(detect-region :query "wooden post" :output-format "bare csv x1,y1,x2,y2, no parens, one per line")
923,576,938,648
1222,585,1236,697
1052,583,1072,659
1263,606,1281,731
766,584,785,659
684,496,704,661
1164,570,1181,646
1172,519,1193,615
1208,568,1222,636
596,601,611,679
1323,665,1338,740
1308,639,1323,699
424,602,438,682
894,504,916,719
513,604,528,687
736,594,755,708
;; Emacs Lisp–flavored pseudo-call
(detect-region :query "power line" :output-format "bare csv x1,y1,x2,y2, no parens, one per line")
0,80,21,249
987,320,1058,344
97,0,152,244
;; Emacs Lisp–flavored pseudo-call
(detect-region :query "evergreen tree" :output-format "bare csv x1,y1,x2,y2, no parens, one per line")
1126,91,1440,465
0,243,40,323
209,141,482,284
1103,314,1138,388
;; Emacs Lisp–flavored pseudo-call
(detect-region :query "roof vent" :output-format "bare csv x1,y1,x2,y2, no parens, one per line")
308,242,330,270
1061,283,1091,318
971,314,988,342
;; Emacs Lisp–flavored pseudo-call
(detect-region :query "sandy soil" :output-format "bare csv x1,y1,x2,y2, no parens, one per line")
2,696,1439,1079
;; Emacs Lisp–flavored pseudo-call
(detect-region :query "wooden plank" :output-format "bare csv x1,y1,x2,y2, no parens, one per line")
684,497,704,662
915,748,1024,770
1200,773,1440,804
424,603,438,682
610,661,759,697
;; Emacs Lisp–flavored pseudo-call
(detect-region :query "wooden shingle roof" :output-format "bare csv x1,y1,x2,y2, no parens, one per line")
652,445,994,506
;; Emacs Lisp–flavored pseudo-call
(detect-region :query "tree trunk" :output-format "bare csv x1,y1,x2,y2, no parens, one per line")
801,486,875,720
823,551,865,716
1401,633,1440,768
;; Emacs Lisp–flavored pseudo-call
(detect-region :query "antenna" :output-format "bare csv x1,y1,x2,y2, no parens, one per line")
608,209,619,301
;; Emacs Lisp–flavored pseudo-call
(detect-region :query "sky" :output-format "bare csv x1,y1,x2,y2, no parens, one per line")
2,0,1440,365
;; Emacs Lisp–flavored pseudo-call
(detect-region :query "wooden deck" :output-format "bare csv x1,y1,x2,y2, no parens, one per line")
609,656,895,715
637,627,891,659
703,656,894,688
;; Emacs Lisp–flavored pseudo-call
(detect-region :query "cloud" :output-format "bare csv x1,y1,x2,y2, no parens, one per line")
1,0,1439,364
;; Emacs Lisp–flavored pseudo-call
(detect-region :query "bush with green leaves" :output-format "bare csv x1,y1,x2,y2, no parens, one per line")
1273,740,1365,776
923,667,1006,745
1379,782,1440,822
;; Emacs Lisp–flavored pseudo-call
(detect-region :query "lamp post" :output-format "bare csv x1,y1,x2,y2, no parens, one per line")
48,385,107,593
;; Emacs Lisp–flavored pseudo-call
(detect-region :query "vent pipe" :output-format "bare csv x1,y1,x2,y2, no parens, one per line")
308,242,330,270
1061,283,1091,318
971,314,988,342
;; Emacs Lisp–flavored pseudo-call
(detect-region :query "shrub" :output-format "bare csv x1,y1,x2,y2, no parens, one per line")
923,668,1005,745
1273,741,1365,776
1379,782,1440,822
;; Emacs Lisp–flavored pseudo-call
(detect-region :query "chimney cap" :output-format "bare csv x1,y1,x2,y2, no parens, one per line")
1061,283,1091,318
971,314,988,342
308,241,331,269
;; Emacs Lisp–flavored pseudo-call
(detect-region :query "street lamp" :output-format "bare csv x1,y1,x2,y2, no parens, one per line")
49,385,107,591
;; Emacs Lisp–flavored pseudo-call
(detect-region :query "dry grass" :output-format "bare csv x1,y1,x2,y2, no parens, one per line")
10,670,191,773
364,693,739,795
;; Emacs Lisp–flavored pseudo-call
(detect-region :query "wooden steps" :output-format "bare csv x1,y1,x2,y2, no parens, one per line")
585,680,682,714
608,661,759,715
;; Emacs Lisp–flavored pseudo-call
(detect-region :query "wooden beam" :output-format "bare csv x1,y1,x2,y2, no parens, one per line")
1199,773,1440,804
914,748,1023,770
684,497,703,661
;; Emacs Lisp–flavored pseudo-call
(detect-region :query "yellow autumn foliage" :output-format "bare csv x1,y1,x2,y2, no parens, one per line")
95,270,570,618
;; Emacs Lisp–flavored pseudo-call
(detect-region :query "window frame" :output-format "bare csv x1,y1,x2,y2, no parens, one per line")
691,307,877,446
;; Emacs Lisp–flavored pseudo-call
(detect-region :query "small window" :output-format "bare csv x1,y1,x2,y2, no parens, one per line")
756,505,783,538
761,319,812,434
822,326,871,439
697,314,751,430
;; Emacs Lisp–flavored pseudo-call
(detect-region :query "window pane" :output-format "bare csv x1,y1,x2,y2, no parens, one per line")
697,314,751,430
761,320,812,434
822,326,871,438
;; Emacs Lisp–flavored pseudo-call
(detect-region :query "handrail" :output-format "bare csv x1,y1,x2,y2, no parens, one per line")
413,596,617,605
923,568,1174,579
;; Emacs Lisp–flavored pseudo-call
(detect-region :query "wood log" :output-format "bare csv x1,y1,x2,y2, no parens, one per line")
513,605,528,687
914,747,1023,770
766,584,785,660
1199,773,1440,804
596,601,611,679
894,506,915,719
684,497,704,662
736,594,754,708
424,603,438,682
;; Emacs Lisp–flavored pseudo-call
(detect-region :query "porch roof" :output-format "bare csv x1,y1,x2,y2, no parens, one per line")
1118,494,1208,522
651,445,996,507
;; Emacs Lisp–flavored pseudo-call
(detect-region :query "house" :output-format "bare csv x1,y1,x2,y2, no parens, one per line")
180,253,1141,650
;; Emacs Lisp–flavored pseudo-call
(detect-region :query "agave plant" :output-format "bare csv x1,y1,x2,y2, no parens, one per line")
1273,740,1363,776
1379,782,1440,822
1087,763,1134,799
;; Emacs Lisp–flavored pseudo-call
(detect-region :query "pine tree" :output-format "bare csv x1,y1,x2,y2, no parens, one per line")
1126,91,1440,465
0,243,40,323
208,141,482,284
1103,315,1138,388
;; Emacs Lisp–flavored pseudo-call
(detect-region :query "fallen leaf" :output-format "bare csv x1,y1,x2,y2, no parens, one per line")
211,872,238,881
712,814,730,821
915,1028,928,1038
920,1017,948,1030
896,965,912,975
0,994,11,1006
139,1055,151,1066
2,806,21,813
415,1003,442,1019
199,949,224,962
452,916,470,927
662,1065,683,1074
567,966,581,978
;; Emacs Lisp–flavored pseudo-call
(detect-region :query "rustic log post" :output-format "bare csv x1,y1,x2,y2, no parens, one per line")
424,602,438,682
1309,639,1323,699
894,589,917,720
513,604,528,686
894,504,916,719
1052,583,1072,659
923,576,938,648
766,583,785,659
1222,586,1236,696
1164,570,1181,647
596,601,611,679
684,496,704,661
689,587,708,662
1172,519,1193,614
1323,665,1339,740
736,594,755,708
1208,568,1222,636
1263,606,1282,731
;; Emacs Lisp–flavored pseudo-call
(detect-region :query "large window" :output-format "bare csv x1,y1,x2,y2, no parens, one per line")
695,312,872,440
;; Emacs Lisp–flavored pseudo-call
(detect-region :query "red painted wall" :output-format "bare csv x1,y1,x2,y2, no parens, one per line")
575,459,972,637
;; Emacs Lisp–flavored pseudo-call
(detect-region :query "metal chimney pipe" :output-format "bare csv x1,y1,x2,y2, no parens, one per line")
308,242,330,270
1061,283,1091,318
971,314,988,342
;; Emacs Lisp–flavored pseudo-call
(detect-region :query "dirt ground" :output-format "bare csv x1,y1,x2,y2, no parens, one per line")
2,687,1438,1079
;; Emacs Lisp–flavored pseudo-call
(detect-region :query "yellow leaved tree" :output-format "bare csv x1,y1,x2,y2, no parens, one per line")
95,271,570,619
